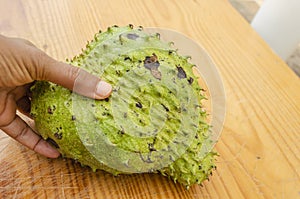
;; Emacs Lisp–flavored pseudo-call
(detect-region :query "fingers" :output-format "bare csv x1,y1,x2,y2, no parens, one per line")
0,115,60,158
36,54,112,100
0,92,59,158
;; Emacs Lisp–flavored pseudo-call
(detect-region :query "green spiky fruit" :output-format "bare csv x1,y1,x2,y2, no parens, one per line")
31,25,217,188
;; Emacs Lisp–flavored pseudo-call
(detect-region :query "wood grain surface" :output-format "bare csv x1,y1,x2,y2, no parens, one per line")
0,0,299,198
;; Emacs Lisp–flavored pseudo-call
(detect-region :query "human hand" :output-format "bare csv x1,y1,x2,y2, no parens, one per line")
0,35,112,158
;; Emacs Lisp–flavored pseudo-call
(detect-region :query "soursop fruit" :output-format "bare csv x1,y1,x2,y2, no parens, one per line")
30,25,217,188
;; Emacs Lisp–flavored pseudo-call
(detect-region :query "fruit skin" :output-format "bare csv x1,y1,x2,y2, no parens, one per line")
30,25,217,188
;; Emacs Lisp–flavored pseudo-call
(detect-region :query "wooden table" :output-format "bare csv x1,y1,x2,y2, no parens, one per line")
1,0,299,198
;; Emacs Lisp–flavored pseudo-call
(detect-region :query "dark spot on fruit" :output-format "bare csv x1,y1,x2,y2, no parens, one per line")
120,127,125,134
161,104,169,112
91,104,95,107
136,102,142,108
129,24,134,29
71,115,76,121
177,66,187,79
47,106,53,114
126,33,139,40
144,54,161,80
46,138,59,148
188,77,194,84
54,132,62,140
117,130,124,135
124,56,131,61
144,54,159,70
148,143,156,151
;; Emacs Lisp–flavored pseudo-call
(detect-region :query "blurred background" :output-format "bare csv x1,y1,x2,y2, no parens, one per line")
229,0,300,76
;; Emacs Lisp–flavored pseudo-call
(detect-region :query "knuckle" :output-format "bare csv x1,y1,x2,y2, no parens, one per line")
34,51,49,80
14,124,30,140
31,49,54,80
68,66,81,82
32,138,42,151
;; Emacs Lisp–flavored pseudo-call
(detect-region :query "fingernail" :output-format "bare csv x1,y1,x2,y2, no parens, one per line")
96,81,112,99
42,141,60,158
46,145,60,158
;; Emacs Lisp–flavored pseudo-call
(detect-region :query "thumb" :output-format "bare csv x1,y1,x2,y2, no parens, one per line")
36,54,112,100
